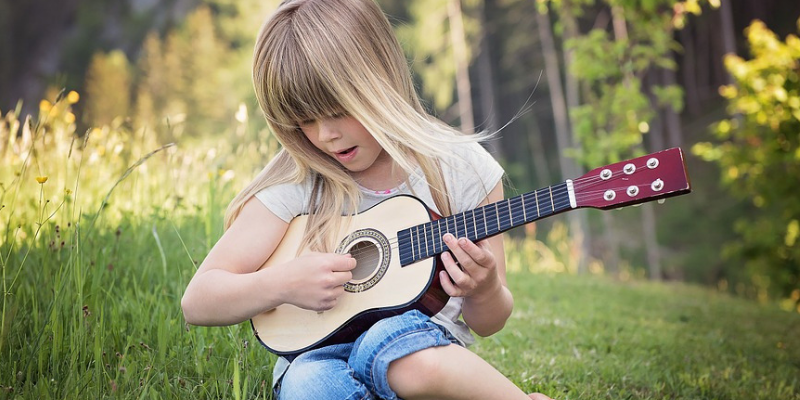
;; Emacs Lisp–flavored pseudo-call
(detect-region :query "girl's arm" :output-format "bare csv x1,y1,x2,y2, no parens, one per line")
439,181,514,337
181,197,356,326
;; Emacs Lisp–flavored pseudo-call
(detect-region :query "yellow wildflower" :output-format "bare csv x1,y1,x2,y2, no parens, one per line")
36,176,48,184
65,112,76,124
39,100,52,113
67,91,80,104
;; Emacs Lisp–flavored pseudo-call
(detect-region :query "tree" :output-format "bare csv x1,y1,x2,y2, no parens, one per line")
397,0,483,129
83,50,131,127
535,0,590,274
693,18,800,299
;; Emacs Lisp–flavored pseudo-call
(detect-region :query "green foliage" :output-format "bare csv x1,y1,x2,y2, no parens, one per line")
693,18,800,299
82,2,278,142
549,0,717,167
549,0,672,167
396,0,483,113
567,27,652,166
83,51,132,127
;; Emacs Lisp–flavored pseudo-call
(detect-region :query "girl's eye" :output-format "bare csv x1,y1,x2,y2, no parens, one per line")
298,119,315,127
330,112,348,119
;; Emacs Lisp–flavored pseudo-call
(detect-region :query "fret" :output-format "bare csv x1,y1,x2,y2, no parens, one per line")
484,203,499,236
507,198,515,230
496,199,511,231
472,210,478,240
509,196,523,228
555,183,570,211
549,186,555,212
420,224,430,257
398,228,411,266
507,198,516,229
524,192,538,222
458,212,469,241
481,207,488,237
425,222,434,257
494,203,501,231
435,219,444,253
521,193,528,222
413,225,420,260
430,221,438,255
536,188,550,217
465,210,476,242
534,188,540,217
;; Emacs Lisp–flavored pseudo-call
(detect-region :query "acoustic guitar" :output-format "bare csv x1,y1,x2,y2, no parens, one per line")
251,147,691,356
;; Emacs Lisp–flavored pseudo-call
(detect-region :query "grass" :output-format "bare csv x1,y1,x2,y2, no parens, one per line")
479,273,800,399
1,99,799,399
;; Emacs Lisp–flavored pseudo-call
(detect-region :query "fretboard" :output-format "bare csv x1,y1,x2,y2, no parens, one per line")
397,182,572,266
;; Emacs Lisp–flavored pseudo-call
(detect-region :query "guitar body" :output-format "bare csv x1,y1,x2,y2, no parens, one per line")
251,195,449,356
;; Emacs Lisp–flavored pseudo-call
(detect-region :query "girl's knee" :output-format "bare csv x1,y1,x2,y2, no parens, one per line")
279,360,328,399
386,346,447,398
280,359,369,399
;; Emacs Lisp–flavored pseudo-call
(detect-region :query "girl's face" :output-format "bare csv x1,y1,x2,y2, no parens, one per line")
299,115,392,183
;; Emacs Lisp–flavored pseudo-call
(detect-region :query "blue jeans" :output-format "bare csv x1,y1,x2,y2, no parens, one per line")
276,310,460,400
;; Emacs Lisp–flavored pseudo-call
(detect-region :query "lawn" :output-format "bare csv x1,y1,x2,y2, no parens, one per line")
479,273,800,399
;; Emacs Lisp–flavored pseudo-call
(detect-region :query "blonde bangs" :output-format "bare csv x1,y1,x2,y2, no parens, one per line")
257,35,346,130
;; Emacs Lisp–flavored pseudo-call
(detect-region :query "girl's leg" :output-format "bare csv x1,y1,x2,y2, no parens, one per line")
278,343,374,400
348,310,554,400
386,343,541,400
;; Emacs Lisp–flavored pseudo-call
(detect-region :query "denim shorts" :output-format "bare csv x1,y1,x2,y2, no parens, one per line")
275,310,461,400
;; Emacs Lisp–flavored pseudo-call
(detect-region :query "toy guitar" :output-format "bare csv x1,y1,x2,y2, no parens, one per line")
251,147,692,356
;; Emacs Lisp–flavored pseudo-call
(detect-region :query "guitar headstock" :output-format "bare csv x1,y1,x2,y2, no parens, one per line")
571,148,691,210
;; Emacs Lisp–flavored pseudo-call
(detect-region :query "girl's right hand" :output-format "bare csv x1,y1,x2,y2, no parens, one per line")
280,252,356,312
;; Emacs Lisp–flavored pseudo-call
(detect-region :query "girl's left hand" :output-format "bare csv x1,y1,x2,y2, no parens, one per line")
439,233,502,300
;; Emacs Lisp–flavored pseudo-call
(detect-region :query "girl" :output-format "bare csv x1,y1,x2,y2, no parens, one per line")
181,0,555,399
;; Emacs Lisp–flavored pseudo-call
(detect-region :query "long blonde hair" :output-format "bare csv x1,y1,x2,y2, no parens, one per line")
226,0,487,251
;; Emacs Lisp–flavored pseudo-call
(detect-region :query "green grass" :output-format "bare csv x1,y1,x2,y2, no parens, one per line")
477,273,800,399
1,100,798,399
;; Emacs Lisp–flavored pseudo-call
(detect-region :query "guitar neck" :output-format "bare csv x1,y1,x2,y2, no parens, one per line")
397,182,573,266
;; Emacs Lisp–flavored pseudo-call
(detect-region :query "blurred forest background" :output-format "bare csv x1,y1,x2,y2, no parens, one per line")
1,0,799,306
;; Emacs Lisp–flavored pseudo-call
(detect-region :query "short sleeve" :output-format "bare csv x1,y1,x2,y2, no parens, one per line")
253,180,312,223
442,141,505,213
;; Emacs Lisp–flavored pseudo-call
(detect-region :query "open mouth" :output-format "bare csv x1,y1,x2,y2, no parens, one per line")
336,147,356,155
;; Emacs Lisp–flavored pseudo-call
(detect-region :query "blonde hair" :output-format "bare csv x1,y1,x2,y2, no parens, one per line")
226,0,486,251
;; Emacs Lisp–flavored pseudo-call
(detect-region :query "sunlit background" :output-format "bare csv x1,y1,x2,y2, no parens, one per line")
1,0,799,398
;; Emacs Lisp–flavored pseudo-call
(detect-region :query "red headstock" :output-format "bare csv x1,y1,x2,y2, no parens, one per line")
570,148,691,210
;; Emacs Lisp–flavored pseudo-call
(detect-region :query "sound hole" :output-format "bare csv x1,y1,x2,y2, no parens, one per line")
338,228,391,293
349,240,380,282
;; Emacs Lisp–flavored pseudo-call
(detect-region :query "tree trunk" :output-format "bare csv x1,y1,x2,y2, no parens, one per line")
476,0,503,157
558,0,593,270
696,14,711,98
611,4,661,279
448,0,475,134
535,2,587,274
719,0,737,85
678,25,700,116
661,63,683,148
642,202,662,281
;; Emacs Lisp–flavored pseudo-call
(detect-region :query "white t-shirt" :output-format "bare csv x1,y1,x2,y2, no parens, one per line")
254,140,505,379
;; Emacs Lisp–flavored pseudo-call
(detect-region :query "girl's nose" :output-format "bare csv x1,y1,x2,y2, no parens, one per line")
317,120,341,143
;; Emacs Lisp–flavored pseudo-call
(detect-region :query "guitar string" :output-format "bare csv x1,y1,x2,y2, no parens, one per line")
344,181,660,260
342,164,663,259
343,180,659,259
